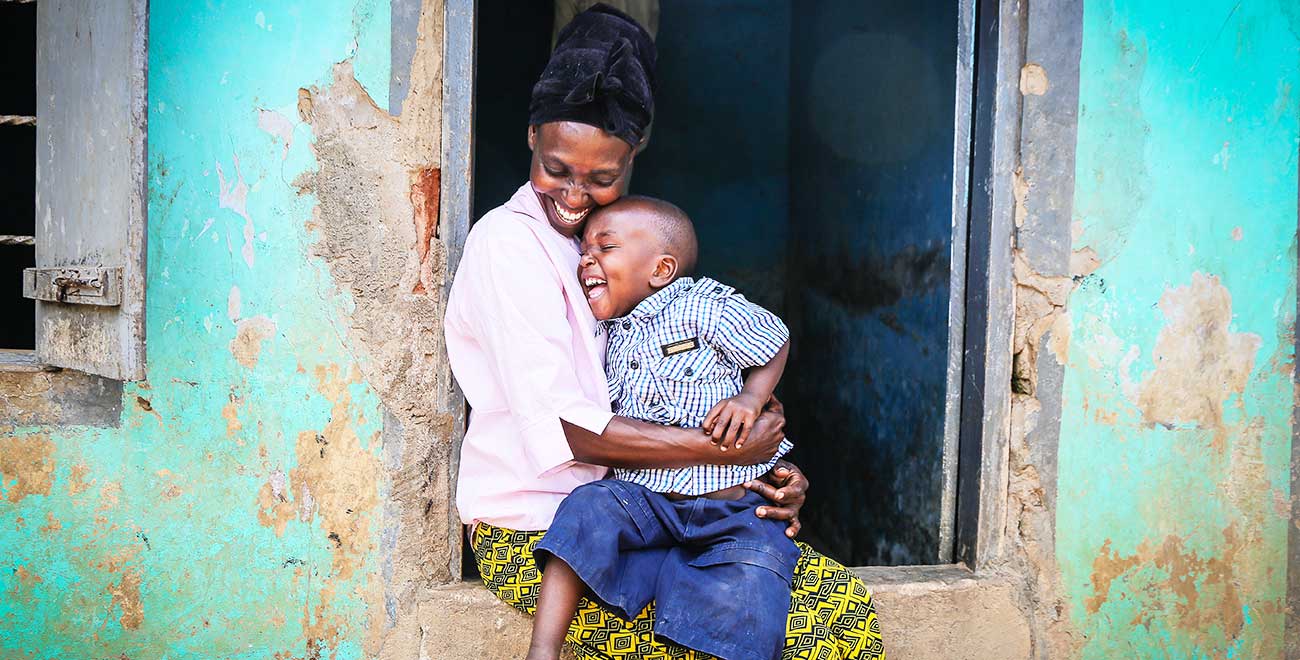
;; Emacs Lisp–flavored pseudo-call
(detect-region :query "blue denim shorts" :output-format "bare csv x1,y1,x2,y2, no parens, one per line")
535,479,799,660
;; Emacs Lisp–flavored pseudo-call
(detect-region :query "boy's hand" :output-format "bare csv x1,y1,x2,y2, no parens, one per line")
703,392,765,450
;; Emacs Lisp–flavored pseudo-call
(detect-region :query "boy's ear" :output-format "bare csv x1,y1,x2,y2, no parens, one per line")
527,125,538,152
649,254,679,288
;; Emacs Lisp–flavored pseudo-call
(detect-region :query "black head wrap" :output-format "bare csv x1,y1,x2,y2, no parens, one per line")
528,4,657,146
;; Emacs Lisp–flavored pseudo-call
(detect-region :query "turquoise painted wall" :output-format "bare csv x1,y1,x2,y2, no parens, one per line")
0,1,394,657
1057,1,1298,657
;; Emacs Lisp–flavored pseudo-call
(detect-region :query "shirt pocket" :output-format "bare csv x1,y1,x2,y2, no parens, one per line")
653,347,723,383
648,349,726,425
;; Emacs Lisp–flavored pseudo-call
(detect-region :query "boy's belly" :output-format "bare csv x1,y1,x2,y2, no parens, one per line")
663,483,748,501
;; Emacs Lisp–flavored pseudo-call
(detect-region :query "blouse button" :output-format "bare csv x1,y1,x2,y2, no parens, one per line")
630,360,639,370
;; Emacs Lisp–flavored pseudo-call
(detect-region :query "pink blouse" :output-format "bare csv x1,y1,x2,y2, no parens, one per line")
445,182,614,530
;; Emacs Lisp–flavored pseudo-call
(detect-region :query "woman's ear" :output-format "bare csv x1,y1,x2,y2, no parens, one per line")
649,254,679,288
527,125,538,152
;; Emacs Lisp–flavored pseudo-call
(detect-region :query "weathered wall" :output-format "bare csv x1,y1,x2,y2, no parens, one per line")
1044,0,1298,658
4,0,1298,658
0,1,455,658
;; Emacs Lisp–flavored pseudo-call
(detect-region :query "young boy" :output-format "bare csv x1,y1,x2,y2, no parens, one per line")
526,196,798,660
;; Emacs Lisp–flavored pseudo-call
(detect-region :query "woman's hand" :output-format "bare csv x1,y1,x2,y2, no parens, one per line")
744,459,808,538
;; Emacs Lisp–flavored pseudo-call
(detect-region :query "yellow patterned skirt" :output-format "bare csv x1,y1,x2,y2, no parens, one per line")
471,522,885,660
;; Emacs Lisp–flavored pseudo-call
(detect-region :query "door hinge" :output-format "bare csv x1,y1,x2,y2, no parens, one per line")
22,267,123,306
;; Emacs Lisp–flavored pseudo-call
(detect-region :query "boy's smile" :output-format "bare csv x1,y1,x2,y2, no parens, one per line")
582,273,608,302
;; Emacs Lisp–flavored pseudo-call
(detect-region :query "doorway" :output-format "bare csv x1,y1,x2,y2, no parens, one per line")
473,0,967,566
0,0,36,351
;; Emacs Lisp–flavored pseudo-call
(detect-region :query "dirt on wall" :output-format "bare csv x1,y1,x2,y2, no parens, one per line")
1088,273,1284,657
0,369,122,428
287,0,457,655
1006,249,1088,660
1009,105,1286,660
0,435,55,503
1003,57,1095,659
1128,273,1261,446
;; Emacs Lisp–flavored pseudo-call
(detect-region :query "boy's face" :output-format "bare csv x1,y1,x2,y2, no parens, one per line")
578,208,666,321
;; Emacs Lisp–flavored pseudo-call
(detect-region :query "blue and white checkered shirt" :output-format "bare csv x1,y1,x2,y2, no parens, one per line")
602,276,793,495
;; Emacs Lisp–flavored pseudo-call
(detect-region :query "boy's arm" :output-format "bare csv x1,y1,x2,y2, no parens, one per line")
702,287,792,448
562,411,787,469
741,340,789,403
703,340,790,448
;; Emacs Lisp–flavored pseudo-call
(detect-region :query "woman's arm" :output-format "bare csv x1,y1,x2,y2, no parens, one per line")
563,406,786,469
457,219,786,476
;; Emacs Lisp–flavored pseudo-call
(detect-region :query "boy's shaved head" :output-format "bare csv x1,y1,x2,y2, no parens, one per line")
596,195,699,275
579,195,699,319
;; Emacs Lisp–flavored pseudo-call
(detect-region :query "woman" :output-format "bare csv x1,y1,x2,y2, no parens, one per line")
445,6,884,659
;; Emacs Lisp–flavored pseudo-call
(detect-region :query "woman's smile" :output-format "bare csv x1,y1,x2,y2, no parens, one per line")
528,122,634,238
549,196,592,225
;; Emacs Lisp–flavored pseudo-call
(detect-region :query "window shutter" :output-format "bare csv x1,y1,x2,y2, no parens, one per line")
24,0,148,380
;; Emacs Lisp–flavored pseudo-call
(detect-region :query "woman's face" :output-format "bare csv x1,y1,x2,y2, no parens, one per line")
528,121,636,238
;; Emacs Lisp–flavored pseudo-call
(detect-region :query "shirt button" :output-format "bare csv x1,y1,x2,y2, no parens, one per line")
622,321,632,330
611,401,620,413
684,367,694,376
713,286,722,293
630,360,639,370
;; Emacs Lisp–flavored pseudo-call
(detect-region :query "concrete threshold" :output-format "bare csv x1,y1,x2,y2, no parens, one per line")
414,567,1033,660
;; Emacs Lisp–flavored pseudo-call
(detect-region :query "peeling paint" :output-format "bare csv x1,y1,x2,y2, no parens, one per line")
107,569,143,631
228,285,242,321
0,436,55,503
1132,273,1261,444
12,565,39,585
411,167,442,295
215,155,257,269
0,3,412,657
38,512,61,533
256,468,296,537
294,52,462,623
1056,1,1297,657
1012,251,1076,395
229,316,277,369
258,109,297,161
1086,526,1252,646
1013,166,1030,227
67,464,92,496
222,391,243,438
1020,62,1050,96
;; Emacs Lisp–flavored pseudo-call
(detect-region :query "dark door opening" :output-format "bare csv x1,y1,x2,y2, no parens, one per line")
0,1,37,351
474,0,965,566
